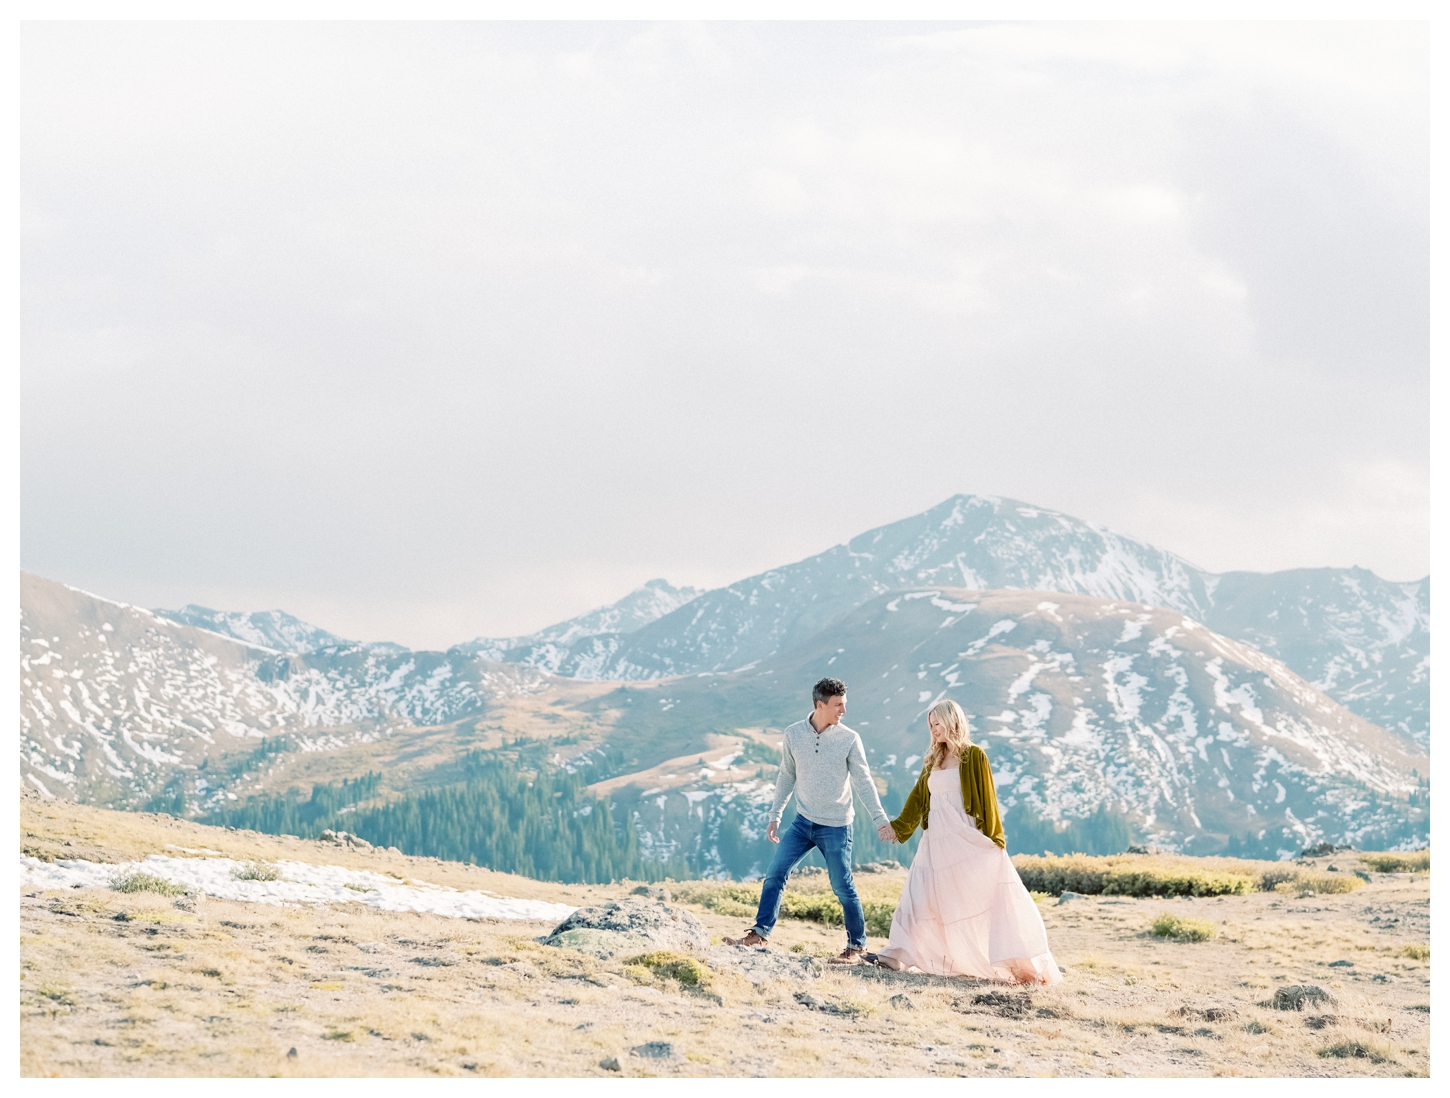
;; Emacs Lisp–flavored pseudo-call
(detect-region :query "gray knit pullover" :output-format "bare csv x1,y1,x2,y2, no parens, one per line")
767,717,890,830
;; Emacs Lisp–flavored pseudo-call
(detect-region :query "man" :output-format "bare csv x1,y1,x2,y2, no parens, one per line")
723,677,896,965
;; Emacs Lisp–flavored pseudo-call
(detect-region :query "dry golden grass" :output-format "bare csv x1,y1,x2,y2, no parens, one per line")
1359,851,1430,874
20,796,1432,1077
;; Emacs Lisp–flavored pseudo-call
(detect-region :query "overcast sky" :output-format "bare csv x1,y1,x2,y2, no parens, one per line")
20,21,1429,649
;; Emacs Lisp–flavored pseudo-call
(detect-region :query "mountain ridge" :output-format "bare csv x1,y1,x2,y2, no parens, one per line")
479,495,1429,749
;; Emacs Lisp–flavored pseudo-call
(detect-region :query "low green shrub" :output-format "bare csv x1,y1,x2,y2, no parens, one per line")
1151,913,1218,942
109,871,186,897
36,982,76,1005
623,950,711,988
1012,853,1258,897
1318,1040,1388,1063
232,862,281,882
1272,872,1364,895
1360,850,1429,873
1399,943,1429,961
1256,866,1299,891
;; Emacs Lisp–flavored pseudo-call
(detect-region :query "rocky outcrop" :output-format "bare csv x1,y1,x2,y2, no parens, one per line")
541,897,708,959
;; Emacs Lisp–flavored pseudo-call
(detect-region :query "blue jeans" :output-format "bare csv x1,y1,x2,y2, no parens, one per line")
752,813,867,949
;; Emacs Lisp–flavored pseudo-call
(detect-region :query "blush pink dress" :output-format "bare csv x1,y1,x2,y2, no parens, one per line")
878,767,1062,984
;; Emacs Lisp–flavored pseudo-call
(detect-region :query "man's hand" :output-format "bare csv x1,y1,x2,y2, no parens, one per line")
767,819,780,844
877,823,897,844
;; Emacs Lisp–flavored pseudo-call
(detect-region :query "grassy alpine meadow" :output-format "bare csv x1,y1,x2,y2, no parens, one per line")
20,795,1430,1077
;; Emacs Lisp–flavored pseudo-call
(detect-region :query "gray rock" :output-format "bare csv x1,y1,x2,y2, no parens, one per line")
794,990,868,1017
599,1056,621,1071
705,945,822,984
541,897,709,959
857,860,904,873
320,828,372,850
1057,891,1087,905
1175,1004,1238,1022
630,1041,676,1060
631,884,673,902
958,990,1033,1018
888,993,915,1010
1328,960,1354,968
1271,985,1338,1011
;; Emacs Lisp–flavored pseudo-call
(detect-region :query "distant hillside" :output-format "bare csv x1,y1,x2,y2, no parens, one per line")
17,572,1427,866
491,496,1430,750
19,572,551,814
1200,568,1428,748
585,587,1428,868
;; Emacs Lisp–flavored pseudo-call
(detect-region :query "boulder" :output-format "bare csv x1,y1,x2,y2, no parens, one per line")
631,884,673,902
630,1041,677,1061
888,993,915,1010
319,829,373,851
541,897,709,959
1057,891,1087,905
1271,985,1338,1012
705,945,822,984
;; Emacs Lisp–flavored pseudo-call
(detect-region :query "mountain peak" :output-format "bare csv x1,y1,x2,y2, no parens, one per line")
153,604,353,654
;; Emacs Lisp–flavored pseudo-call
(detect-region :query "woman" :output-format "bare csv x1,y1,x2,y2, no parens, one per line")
874,699,1062,984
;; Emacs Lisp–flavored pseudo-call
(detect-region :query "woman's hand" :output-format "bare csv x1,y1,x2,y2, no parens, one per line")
877,823,897,843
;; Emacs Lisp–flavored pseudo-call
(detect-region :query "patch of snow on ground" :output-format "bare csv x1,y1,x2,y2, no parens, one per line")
19,855,576,922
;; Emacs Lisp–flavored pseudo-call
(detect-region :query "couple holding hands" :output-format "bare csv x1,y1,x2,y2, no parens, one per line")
723,677,1061,984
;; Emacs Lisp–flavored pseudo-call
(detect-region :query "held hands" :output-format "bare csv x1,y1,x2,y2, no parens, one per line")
877,823,898,844
767,819,780,844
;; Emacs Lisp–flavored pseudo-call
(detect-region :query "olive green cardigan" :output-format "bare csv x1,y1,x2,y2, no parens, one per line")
889,744,1006,849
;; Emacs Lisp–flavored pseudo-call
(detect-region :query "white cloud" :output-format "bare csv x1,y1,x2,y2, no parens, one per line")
18,21,1427,647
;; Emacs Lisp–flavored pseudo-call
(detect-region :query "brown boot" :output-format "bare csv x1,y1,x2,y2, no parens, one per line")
827,946,868,966
722,929,769,948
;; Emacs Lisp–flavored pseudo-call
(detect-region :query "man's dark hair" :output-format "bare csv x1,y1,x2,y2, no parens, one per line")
812,677,848,705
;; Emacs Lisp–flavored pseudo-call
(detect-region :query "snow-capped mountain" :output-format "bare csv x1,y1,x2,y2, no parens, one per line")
599,587,1428,866
1200,569,1429,748
497,495,1430,749
459,578,702,672
18,570,1427,859
152,604,359,654
20,573,548,812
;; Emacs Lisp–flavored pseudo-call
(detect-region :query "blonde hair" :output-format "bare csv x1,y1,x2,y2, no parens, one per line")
925,699,973,771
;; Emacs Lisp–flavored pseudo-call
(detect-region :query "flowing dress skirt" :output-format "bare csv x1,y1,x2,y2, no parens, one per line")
878,768,1062,984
